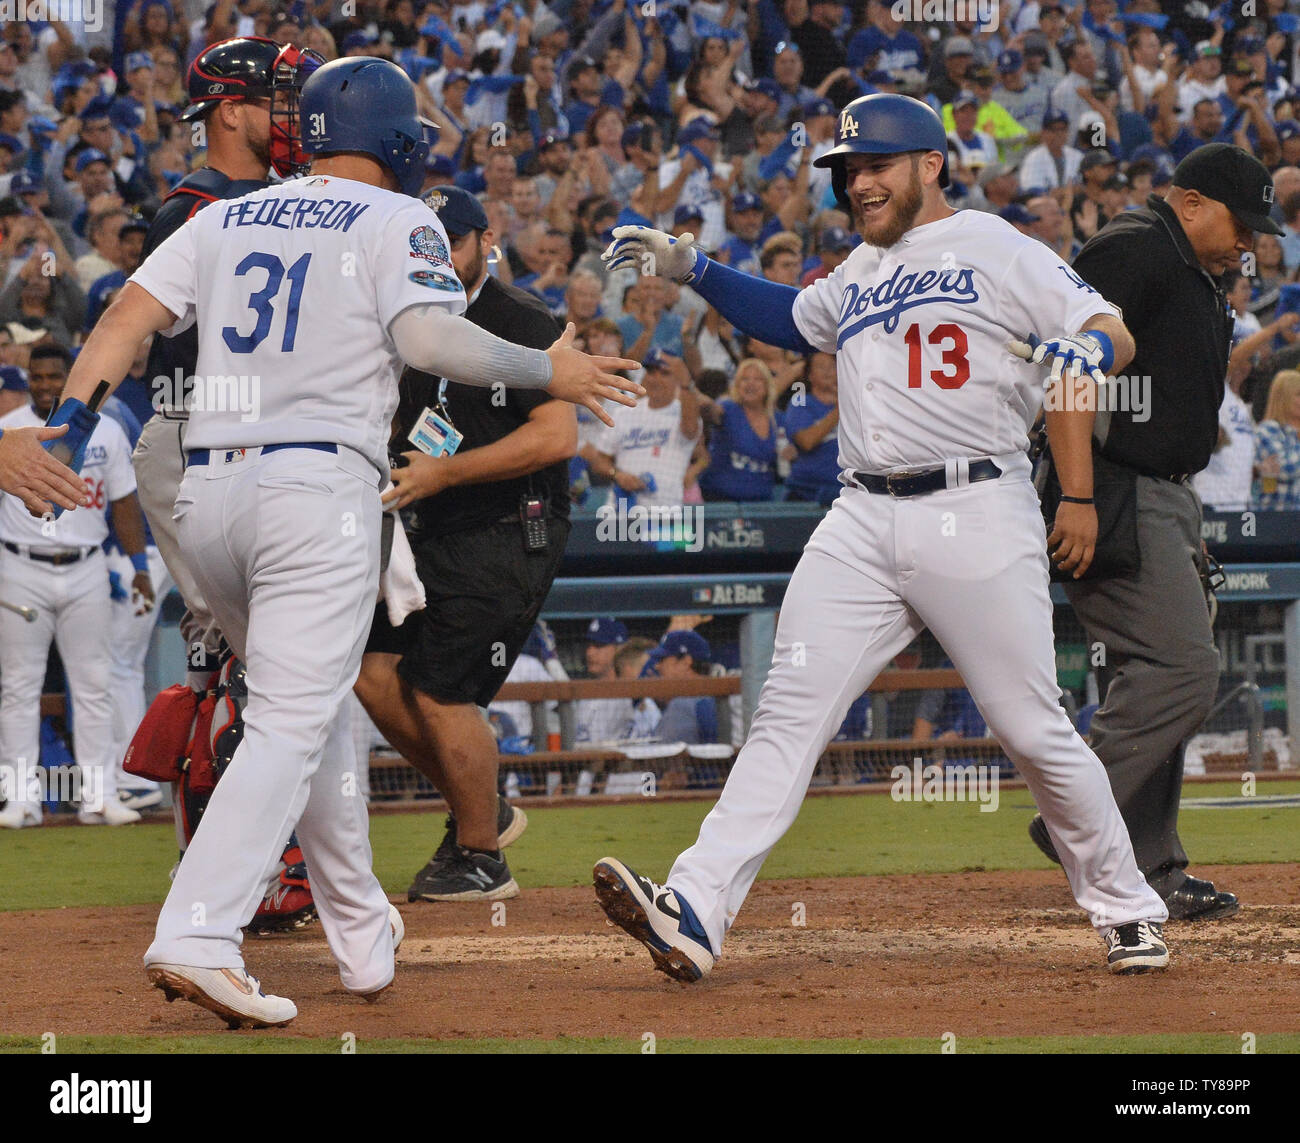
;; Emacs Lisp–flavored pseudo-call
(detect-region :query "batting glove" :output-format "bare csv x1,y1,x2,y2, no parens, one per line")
602,226,706,283
42,396,99,519
1028,331,1115,389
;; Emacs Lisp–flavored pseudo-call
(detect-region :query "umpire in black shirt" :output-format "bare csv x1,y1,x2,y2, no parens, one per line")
356,187,575,902
1030,144,1280,921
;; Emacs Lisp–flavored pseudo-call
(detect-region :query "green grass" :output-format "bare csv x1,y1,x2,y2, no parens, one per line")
3,1032,1297,1054
2,781,1297,912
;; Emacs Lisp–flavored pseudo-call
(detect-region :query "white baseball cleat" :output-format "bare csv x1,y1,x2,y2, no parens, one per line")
390,903,404,952
1104,921,1170,975
593,857,716,983
146,963,298,1029
77,800,142,826
0,802,41,829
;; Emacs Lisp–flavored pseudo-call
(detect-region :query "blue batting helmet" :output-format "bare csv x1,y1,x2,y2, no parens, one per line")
298,56,433,197
812,94,950,210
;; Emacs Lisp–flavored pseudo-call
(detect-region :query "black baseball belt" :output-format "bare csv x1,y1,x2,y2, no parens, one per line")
853,459,1003,498
3,542,94,565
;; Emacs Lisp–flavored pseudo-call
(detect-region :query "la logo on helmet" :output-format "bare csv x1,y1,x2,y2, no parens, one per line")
840,111,859,139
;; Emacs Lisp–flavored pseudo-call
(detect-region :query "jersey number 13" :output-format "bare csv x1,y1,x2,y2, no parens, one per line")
903,322,969,390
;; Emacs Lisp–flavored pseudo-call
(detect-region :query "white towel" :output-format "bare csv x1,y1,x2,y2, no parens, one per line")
379,494,426,626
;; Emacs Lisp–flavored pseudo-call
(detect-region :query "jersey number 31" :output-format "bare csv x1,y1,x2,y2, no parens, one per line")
223,251,313,353
904,322,969,390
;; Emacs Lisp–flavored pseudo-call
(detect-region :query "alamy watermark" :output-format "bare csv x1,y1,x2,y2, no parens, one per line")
1043,374,1151,423
595,500,704,553
890,757,1000,812
1,1,103,33
891,0,998,32
152,369,262,422
0,759,102,812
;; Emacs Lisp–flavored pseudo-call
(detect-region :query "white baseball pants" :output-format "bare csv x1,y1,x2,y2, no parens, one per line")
143,445,393,994
0,547,117,808
667,471,1167,954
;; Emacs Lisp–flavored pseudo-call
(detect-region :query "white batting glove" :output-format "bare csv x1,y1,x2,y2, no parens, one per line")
1024,332,1114,389
602,226,705,283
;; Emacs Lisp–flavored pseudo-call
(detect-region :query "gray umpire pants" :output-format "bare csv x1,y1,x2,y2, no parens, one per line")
1062,476,1220,896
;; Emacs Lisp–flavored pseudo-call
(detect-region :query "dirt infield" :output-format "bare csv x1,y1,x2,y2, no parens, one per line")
2,864,1296,1043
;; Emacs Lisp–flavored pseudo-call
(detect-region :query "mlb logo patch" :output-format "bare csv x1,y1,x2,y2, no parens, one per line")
221,449,247,465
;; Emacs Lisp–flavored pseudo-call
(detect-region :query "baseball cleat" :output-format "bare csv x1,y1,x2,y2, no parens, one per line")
0,802,41,829
407,845,520,902
390,903,404,952
119,787,165,812
1164,877,1240,922
430,797,529,863
1104,921,1169,975
593,857,715,983
146,963,297,1029
77,801,142,826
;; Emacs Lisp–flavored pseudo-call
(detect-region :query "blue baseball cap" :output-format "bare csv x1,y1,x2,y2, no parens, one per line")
0,365,28,392
81,95,114,122
732,190,761,212
443,69,471,87
747,77,782,102
74,148,110,172
10,170,40,195
125,51,154,72
673,203,704,227
997,50,1023,74
426,152,457,177
803,97,835,118
818,225,852,251
1277,119,1300,142
642,347,674,372
1042,109,1070,127
646,630,712,668
867,69,896,85
423,184,488,237
586,617,629,646
343,30,377,51
678,118,720,146
0,133,23,154
999,203,1040,225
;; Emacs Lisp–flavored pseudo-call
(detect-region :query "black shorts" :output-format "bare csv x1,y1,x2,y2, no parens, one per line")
365,517,569,706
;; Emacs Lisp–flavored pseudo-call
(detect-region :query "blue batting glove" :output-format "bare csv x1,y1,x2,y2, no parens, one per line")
1029,331,1114,389
108,570,128,602
42,397,99,518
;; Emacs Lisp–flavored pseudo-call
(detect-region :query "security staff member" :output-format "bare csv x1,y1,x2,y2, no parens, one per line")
357,186,576,903
1029,144,1278,921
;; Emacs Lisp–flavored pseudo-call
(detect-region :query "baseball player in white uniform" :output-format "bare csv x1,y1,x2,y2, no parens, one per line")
48,56,640,1029
0,346,154,829
594,94,1172,979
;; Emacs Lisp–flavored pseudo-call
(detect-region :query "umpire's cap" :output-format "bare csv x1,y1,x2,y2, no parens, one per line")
180,36,283,121
1172,143,1284,236
813,94,950,211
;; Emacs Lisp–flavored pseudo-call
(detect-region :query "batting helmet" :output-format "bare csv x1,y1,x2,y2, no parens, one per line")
180,36,283,122
298,57,433,197
813,94,950,211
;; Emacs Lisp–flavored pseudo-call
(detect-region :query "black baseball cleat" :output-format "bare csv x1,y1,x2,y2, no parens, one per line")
1028,813,1062,865
407,845,520,902
1104,921,1169,974
1163,876,1240,922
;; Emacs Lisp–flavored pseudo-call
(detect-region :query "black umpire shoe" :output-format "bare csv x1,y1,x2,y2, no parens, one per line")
1028,814,1062,864
407,845,520,902
1163,876,1240,922
430,796,528,862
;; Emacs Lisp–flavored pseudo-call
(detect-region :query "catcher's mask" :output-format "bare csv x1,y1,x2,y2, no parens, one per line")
269,43,325,178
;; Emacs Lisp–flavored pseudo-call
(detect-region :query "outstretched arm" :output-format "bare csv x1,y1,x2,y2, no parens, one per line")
603,226,815,353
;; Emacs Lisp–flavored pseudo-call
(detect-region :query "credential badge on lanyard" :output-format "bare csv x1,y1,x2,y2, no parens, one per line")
408,378,463,457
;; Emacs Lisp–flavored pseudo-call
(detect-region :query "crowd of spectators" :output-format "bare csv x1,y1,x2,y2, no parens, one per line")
0,0,1297,516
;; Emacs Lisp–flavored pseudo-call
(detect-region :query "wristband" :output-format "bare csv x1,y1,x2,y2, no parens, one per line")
1060,495,1095,504
1084,329,1115,373
130,551,149,573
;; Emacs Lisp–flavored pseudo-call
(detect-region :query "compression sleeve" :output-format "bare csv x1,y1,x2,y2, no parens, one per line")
687,253,816,354
389,304,554,389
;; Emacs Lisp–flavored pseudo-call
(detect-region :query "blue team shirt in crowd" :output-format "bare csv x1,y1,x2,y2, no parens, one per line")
781,393,841,503
847,26,926,71
699,398,777,501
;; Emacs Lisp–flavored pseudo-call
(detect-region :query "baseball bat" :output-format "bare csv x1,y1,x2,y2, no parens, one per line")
0,599,36,622
1007,339,1034,361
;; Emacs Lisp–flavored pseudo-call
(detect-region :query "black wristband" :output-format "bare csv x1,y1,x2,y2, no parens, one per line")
1060,495,1094,504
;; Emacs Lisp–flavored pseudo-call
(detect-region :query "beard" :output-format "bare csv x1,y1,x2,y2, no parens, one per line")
457,243,486,291
852,162,925,248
